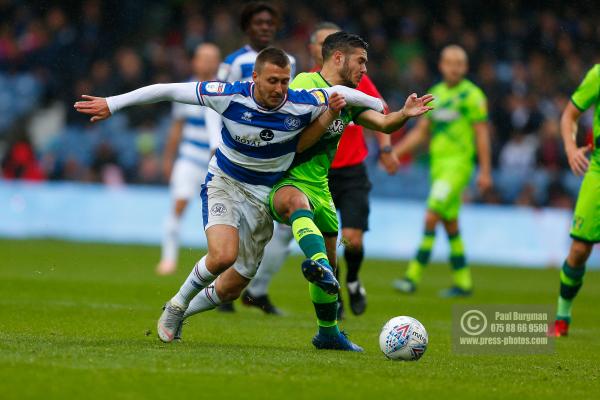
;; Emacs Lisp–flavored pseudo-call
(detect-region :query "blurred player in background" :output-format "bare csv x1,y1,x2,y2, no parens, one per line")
216,1,296,313
246,22,398,318
392,45,492,298
268,32,433,351
156,43,222,275
552,64,600,337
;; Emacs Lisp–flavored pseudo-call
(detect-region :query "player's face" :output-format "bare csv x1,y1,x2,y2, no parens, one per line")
192,45,221,79
439,49,468,86
247,10,277,49
339,48,368,88
309,28,339,68
253,62,291,108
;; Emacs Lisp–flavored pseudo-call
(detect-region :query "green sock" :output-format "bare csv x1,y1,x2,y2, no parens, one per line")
449,232,471,290
290,209,330,266
406,230,435,283
310,283,339,336
557,261,586,322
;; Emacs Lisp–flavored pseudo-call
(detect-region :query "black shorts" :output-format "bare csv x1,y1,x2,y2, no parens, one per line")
328,163,372,231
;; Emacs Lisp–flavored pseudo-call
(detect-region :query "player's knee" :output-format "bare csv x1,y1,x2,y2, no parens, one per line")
217,287,242,303
568,240,593,266
174,199,188,216
424,211,439,230
343,235,363,251
207,248,238,271
215,280,245,302
280,195,310,220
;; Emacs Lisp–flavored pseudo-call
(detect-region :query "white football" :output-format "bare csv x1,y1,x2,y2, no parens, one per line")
379,316,428,361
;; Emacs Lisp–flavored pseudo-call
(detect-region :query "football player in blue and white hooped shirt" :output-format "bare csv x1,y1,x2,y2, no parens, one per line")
157,43,222,276
217,2,296,83
74,47,385,346
216,1,296,313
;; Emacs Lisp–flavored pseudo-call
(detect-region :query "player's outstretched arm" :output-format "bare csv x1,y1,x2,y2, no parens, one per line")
561,101,591,176
355,93,434,133
474,122,493,192
74,82,201,123
297,92,346,153
392,117,431,160
323,85,385,112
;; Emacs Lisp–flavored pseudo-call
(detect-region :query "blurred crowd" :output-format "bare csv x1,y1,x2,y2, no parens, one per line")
1,0,600,208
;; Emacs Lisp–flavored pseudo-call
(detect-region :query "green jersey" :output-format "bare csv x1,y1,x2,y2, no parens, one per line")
286,72,368,186
426,79,488,168
571,64,600,173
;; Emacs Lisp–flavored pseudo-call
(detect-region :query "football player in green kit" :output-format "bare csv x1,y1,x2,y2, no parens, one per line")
551,64,600,337
269,31,434,351
392,45,492,298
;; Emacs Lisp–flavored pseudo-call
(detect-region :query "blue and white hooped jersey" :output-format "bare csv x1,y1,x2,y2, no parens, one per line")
217,45,296,83
195,80,328,201
171,102,221,167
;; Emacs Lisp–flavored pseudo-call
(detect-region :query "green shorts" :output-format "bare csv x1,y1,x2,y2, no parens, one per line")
269,177,339,235
426,163,473,221
570,170,600,243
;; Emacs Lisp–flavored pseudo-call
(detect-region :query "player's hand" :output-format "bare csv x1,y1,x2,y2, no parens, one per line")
379,151,399,175
567,144,591,176
402,93,434,118
328,92,346,114
477,171,493,193
74,95,111,123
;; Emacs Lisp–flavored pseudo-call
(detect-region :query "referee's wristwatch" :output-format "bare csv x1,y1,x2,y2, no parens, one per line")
380,145,393,155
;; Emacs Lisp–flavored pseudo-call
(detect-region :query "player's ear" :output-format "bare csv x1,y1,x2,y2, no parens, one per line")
334,50,344,66
252,70,258,83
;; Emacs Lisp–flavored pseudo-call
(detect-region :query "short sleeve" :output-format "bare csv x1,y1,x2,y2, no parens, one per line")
467,88,488,123
571,65,600,112
171,102,187,120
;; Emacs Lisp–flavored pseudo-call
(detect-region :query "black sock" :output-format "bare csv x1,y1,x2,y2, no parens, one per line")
345,247,364,283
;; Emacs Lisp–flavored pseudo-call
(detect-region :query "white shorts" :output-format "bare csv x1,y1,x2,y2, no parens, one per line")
201,171,274,279
170,158,208,200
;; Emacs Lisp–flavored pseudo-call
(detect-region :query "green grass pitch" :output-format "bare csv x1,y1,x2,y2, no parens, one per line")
1,239,599,399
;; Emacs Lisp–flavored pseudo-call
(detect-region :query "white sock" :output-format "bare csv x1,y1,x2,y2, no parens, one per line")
172,256,216,307
183,284,222,318
247,224,293,297
161,212,180,263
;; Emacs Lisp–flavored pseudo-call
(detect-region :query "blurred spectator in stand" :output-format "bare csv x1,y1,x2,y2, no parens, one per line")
1,131,45,181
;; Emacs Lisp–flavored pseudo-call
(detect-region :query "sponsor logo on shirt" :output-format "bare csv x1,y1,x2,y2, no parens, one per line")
431,108,460,122
259,129,275,141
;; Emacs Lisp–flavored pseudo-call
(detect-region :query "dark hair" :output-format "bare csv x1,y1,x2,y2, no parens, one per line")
254,47,290,72
322,31,368,61
240,2,279,32
310,22,341,44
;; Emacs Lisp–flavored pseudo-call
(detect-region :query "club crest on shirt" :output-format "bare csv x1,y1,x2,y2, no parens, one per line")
210,203,228,217
284,116,301,130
